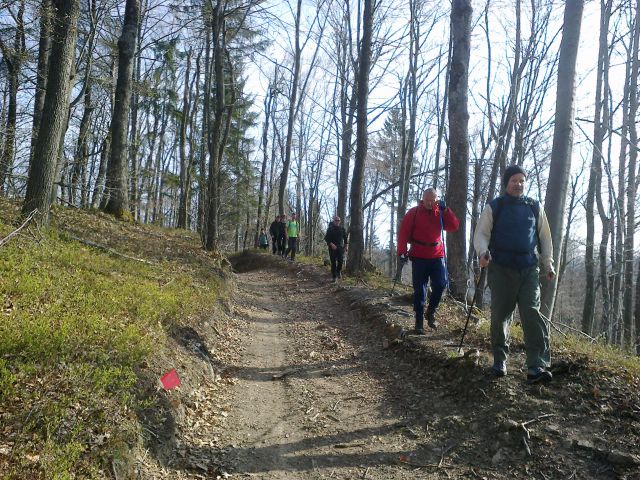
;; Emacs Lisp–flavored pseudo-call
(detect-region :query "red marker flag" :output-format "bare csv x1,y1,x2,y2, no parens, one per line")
160,369,181,390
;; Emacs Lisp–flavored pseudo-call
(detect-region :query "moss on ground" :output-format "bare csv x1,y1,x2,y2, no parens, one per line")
0,198,223,479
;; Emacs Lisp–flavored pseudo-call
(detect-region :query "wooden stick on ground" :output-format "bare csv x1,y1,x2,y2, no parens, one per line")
64,233,156,265
0,209,39,249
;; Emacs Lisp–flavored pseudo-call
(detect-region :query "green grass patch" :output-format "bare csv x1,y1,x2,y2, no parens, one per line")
0,206,222,478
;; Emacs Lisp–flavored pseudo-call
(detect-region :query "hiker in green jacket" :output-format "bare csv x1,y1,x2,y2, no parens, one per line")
473,165,555,384
285,214,300,261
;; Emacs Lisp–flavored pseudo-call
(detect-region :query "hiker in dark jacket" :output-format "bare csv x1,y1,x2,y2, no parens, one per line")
474,164,555,384
277,214,288,256
397,188,460,334
269,216,280,254
324,215,348,282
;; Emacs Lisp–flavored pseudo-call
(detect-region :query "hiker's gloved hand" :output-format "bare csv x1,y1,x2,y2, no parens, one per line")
437,200,446,210
399,254,408,265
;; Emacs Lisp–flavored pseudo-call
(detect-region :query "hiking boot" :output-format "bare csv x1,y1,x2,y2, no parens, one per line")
492,361,507,377
527,367,552,384
426,310,438,330
412,328,425,335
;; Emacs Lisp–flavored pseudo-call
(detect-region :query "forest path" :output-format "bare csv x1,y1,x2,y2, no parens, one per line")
216,266,436,479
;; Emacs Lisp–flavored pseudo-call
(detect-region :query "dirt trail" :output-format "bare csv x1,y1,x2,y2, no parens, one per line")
219,269,428,479
139,253,640,479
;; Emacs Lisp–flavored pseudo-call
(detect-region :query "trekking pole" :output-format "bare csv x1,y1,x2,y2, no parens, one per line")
438,203,449,290
457,253,489,354
391,258,406,295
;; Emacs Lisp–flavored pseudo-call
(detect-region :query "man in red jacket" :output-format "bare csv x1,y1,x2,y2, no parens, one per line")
398,188,460,334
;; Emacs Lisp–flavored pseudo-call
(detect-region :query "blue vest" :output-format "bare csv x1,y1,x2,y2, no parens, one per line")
489,195,539,270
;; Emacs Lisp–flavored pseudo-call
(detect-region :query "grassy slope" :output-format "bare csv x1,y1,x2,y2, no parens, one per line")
0,199,225,479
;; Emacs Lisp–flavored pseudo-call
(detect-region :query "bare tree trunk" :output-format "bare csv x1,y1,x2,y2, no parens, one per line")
623,0,640,346
0,1,25,193
104,0,139,218
583,0,612,335
205,0,226,250
433,39,450,190
72,82,93,206
129,0,146,220
345,0,374,274
178,49,193,229
22,0,80,220
278,0,302,216
540,0,584,318
29,0,52,170
199,21,211,239
255,76,275,246
445,0,472,298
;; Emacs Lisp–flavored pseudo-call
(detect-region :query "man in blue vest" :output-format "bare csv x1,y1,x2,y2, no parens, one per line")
473,165,556,384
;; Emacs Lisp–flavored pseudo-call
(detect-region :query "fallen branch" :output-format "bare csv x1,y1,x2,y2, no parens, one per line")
540,312,596,341
522,413,555,427
0,209,38,248
522,436,532,456
64,233,156,265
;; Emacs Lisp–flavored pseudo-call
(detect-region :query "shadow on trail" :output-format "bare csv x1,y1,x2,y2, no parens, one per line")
183,422,443,475
221,358,366,382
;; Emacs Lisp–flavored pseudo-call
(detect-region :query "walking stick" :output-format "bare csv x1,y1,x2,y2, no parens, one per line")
457,253,489,354
438,203,449,290
391,259,406,295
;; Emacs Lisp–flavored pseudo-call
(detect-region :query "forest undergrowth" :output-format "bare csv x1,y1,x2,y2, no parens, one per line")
0,198,227,478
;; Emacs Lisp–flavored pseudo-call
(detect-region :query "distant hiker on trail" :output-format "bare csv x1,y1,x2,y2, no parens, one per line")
277,214,288,256
269,215,280,255
397,188,460,334
473,165,555,385
285,214,300,261
325,215,348,283
259,229,269,250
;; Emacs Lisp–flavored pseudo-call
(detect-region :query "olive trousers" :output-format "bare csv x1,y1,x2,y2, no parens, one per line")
487,263,550,368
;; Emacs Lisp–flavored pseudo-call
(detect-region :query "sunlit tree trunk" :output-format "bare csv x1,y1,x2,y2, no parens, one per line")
346,0,374,274
0,1,25,193
104,0,140,217
22,0,81,220
278,0,302,216
623,0,640,346
540,0,584,318
445,0,472,298
583,0,612,335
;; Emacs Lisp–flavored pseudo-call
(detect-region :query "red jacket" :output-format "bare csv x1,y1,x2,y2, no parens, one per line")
397,203,460,259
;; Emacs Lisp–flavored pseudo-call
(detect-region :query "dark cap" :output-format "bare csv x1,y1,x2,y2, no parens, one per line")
502,165,527,188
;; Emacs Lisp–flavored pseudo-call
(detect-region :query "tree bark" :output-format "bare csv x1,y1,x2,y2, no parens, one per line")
204,0,227,250
22,0,81,220
583,0,612,335
345,0,374,274
104,0,139,217
178,49,193,229
540,0,584,318
29,0,52,171
623,0,640,346
0,1,25,193
255,77,275,246
445,0,472,298
277,0,303,216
